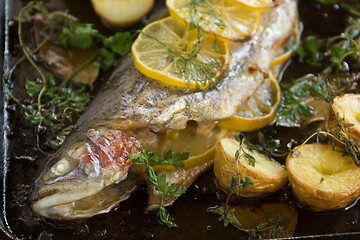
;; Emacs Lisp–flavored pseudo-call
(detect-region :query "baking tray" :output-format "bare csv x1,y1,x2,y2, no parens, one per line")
1,0,360,239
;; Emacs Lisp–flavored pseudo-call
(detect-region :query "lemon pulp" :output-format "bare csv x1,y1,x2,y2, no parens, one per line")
218,70,281,131
166,0,261,41
132,17,230,89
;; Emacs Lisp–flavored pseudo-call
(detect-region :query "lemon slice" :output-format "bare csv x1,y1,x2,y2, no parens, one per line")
132,17,230,89
218,71,280,131
272,20,300,67
154,122,227,171
135,121,227,171
272,50,292,67
166,0,261,41
233,0,283,9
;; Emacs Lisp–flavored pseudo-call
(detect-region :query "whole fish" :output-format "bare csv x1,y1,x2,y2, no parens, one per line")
30,0,298,220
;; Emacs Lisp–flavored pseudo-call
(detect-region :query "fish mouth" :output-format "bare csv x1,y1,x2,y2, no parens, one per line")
30,177,112,219
29,171,138,220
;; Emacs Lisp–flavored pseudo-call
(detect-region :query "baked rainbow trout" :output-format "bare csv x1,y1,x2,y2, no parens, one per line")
30,0,298,220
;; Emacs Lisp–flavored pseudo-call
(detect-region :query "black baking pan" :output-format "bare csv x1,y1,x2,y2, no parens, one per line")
1,0,360,239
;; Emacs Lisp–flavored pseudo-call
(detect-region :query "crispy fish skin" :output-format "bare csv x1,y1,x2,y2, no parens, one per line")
30,0,298,220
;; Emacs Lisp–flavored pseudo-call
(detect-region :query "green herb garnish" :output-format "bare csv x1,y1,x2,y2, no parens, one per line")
188,0,226,30
140,31,225,88
129,149,189,227
5,1,137,150
208,184,284,239
287,36,324,66
22,73,90,148
53,13,137,71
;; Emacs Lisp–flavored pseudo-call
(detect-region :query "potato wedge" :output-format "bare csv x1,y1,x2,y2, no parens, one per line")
214,138,288,198
91,0,154,27
286,143,360,211
325,94,360,144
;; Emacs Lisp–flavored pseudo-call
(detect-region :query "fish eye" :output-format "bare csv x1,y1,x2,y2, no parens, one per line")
41,156,77,181
50,158,71,176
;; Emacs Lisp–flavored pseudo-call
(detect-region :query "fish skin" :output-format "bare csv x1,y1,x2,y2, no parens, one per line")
74,0,297,133
30,0,298,220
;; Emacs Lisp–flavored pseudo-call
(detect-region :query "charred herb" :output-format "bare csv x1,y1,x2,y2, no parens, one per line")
129,149,189,227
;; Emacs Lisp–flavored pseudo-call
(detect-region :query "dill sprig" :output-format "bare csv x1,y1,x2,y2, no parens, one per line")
129,149,189,227
188,0,226,30
140,31,224,88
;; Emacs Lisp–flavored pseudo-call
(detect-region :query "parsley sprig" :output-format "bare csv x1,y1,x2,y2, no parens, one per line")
279,0,360,126
57,15,136,71
276,74,336,126
129,149,189,227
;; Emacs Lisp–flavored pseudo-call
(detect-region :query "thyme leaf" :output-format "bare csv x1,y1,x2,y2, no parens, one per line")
22,73,90,148
208,192,284,239
235,133,258,167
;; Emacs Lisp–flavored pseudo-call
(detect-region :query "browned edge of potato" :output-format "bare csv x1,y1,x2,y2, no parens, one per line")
214,137,288,198
325,93,360,145
286,143,360,212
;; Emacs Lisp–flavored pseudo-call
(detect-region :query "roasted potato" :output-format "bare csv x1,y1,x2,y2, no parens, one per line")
214,138,288,198
91,0,154,27
325,94,360,144
286,143,360,211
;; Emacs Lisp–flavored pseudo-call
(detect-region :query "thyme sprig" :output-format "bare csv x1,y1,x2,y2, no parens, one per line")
6,1,137,150
129,149,189,227
234,133,256,167
22,73,90,148
208,192,284,239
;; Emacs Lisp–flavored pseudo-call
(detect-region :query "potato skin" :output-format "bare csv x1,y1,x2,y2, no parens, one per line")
214,138,288,198
325,94,360,145
286,143,360,212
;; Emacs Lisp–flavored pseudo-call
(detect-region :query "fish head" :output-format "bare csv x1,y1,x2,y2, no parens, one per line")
30,129,142,220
